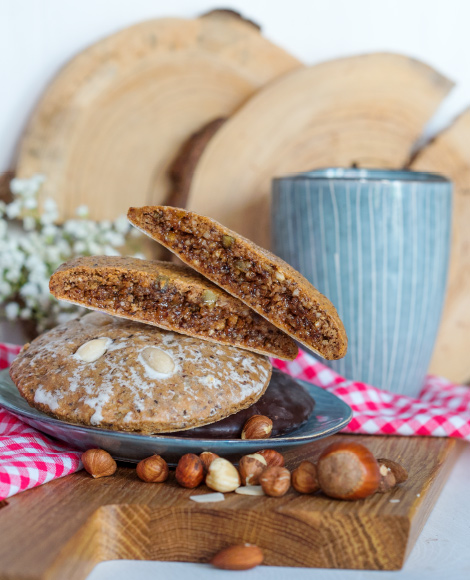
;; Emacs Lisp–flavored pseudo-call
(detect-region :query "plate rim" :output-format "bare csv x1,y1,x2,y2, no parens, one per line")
0,368,352,445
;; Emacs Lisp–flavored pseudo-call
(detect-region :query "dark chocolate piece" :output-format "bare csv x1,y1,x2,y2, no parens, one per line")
173,368,314,438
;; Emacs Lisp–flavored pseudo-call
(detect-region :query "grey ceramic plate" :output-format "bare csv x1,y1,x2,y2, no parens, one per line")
0,369,352,463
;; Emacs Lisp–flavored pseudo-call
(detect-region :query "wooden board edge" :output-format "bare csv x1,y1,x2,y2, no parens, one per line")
404,438,464,561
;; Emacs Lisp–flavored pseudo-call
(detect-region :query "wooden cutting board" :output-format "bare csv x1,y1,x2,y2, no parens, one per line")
15,10,301,223
0,434,462,579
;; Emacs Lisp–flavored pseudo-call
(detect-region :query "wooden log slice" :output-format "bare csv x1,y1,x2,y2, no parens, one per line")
15,11,301,222
187,53,452,251
410,110,470,382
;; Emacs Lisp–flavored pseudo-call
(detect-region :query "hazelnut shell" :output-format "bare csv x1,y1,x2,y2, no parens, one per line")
241,415,273,440
81,449,117,479
292,461,319,494
136,455,169,483
257,449,285,467
175,453,204,488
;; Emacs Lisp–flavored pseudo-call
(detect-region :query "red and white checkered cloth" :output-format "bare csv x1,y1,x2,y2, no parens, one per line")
273,350,470,440
1,343,470,501
0,343,82,500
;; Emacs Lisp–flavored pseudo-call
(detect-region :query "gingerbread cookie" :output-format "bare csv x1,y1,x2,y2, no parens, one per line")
49,256,297,361
128,206,347,360
10,312,272,434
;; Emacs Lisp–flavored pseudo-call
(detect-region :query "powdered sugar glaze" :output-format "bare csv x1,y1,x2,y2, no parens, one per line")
10,312,271,434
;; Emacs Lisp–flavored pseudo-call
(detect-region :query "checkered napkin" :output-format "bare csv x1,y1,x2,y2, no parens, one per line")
1,342,470,500
273,349,470,440
0,343,82,500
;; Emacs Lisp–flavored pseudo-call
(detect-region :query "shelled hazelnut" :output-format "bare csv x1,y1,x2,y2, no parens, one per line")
259,466,291,497
376,458,408,493
206,458,241,492
238,453,267,486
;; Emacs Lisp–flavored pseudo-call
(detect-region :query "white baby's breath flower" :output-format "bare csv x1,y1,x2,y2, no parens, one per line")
20,282,39,298
75,205,89,218
73,241,86,254
5,302,19,320
1,175,139,332
22,216,36,231
19,307,32,319
99,219,112,231
40,198,59,225
23,197,38,210
0,280,12,298
5,201,21,219
86,241,103,255
103,246,120,257
114,215,130,234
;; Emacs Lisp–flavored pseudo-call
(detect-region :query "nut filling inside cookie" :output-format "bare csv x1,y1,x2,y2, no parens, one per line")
57,272,291,352
139,208,344,360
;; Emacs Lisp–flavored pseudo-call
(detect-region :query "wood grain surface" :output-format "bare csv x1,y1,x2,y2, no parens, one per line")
410,110,470,383
187,53,452,251
186,52,470,382
15,11,301,223
0,434,462,580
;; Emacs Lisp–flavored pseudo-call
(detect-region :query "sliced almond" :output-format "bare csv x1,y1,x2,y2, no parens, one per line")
235,486,265,496
141,347,175,374
189,492,225,503
75,338,111,363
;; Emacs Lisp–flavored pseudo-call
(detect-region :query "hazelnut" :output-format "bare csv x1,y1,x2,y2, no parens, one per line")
317,441,380,500
136,455,169,483
222,235,234,249
377,463,396,493
206,458,241,493
257,449,285,468
211,544,264,570
241,415,273,440
259,466,291,497
81,448,116,478
200,451,219,473
292,461,319,494
175,453,204,489
377,458,408,484
238,453,267,486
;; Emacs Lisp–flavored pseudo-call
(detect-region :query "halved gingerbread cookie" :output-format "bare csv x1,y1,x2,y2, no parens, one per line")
49,256,297,361
10,312,272,434
127,206,347,360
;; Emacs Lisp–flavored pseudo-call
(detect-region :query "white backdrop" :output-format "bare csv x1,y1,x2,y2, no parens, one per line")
1,0,469,172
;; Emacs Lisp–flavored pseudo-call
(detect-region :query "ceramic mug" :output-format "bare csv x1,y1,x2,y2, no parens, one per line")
272,169,452,397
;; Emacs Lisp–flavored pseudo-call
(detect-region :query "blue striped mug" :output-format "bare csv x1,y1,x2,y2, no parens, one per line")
272,169,452,397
